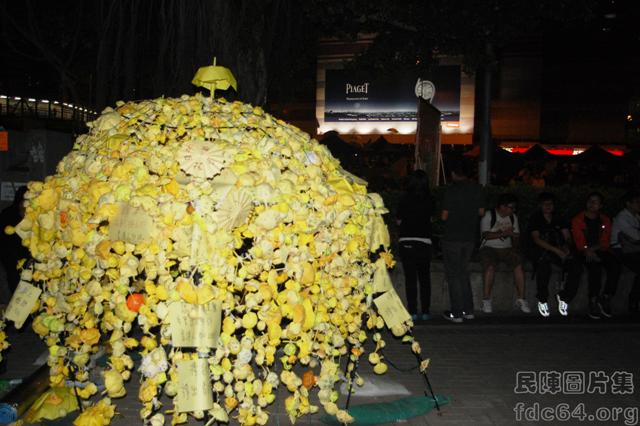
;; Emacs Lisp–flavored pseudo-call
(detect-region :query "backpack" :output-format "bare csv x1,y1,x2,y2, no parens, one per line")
480,209,516,246
489,209,514,229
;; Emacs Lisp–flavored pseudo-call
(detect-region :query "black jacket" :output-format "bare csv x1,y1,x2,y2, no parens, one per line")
397,194,433,239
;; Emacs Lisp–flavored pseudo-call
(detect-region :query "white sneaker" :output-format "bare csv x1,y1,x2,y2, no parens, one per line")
462,311,475,320
556,294,568,316
482,299,492,314
537,301,550,317
515,298,531,314
442,311,463,323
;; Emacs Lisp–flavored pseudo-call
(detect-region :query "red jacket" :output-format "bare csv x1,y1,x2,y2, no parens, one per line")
571,211,612,252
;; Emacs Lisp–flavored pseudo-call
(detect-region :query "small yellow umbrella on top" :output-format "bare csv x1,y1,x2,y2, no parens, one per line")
192,57,237,98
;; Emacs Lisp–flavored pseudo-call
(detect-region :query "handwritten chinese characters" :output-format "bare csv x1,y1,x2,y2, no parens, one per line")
109,203,154,244
175,358,214,412
373,288,411,329
169,301,222,348
178,139,227,179
5,281,42,328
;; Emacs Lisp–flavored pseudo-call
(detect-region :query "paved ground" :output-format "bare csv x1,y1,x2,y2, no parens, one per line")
1,316,639,425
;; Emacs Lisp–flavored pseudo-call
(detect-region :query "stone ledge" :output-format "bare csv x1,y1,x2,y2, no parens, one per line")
392,260,636,316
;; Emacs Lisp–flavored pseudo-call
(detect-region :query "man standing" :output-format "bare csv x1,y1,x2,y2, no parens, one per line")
479,193,531,314
611,190,640,315
441,159,485,323
569,192,620,319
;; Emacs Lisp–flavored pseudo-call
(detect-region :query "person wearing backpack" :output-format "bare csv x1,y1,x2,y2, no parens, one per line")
479,193,531,314
569,192,620,319
525,192,582,317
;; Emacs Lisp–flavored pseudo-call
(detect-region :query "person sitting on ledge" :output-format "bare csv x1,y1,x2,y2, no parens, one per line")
525,192,582,317
568,192,620,319
610,190,640,316
479,193,531,314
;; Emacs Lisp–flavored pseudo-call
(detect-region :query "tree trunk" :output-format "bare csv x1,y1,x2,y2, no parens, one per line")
95,1,118,109
123,1,139,101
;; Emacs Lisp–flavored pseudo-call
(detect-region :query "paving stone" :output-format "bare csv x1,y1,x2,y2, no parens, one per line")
1,319,638,425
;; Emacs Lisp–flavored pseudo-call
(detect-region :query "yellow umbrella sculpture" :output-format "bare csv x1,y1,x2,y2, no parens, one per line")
191,57,238,98
0,60,423,426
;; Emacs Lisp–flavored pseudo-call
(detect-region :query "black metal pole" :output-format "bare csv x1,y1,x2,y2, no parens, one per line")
411,350,440,412
343,342,357,410
421,369,441,412
478,42,495,186
67,362,84,413
478,65,492,186
344,356,358,410
406,329,441,413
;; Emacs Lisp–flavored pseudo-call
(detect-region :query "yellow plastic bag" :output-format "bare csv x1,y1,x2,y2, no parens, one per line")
23,386,79,422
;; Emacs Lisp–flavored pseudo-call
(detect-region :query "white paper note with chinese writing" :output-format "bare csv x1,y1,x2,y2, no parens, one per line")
5,281,41,328
175,358,213,412
169,301,222,348
109,203,154,243
373,289,411,329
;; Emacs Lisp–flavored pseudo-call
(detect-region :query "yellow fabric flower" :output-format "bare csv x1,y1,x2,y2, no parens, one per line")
80,328,100,346
73,398,116,426
138,378,158,403
103,370,126,398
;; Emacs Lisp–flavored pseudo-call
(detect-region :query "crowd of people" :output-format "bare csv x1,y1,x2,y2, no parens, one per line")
395,160,640,322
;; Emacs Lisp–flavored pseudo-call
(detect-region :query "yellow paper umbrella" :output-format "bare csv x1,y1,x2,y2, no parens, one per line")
192,57,238,98
214,188,253,231
178,139,229,178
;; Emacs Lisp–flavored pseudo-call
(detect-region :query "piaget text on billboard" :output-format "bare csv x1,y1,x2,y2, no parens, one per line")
345,82,370,98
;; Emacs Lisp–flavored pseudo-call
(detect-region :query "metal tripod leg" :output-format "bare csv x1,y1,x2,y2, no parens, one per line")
343,349,359,410
413,350,440,412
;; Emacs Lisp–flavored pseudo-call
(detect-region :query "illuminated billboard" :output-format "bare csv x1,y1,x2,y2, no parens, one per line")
324,65,461,123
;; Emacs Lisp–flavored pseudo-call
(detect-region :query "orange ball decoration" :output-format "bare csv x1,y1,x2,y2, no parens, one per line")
126,293,145,312
302,370,316,390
